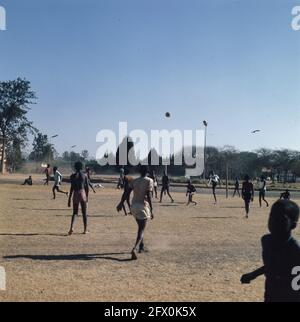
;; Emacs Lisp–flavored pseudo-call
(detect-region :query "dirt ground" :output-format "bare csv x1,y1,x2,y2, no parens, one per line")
1,174,299,302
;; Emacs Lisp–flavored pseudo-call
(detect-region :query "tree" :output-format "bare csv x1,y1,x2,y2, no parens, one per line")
116,136,136,167
291,158,300,177
273,149,298,183
62,151,70,161
29,132,53,162
62,151,83,162
146,148,162,172
6,138,24,172
0,78,37,173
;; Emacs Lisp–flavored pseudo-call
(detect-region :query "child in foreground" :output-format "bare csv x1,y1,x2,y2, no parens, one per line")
241,199,300,302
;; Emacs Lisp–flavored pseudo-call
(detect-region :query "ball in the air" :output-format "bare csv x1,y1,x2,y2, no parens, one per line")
165,112,171,118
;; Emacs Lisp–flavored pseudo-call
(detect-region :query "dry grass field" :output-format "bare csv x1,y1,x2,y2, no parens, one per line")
1,174,299,302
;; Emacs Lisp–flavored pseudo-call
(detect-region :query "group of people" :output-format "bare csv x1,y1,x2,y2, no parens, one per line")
106,166,300,302
232,175,291,218
37,165,294,222
20,163,300,301
118,167,174,204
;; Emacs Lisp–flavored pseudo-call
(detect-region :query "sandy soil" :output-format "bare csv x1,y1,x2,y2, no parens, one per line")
1,174,299,302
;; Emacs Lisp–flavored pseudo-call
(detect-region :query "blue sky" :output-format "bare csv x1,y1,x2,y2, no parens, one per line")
0,0,300,157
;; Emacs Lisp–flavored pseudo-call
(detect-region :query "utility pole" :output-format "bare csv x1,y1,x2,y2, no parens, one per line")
0,136,7,174
49,134,58,164
203,121,208,180
226,161,229,198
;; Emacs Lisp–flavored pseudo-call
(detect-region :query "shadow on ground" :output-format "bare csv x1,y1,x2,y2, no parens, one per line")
4,252,133,262
0,233,67,237
192,216,237,219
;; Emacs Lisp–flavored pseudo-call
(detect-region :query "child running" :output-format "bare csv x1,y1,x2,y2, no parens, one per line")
159,171,174,203
52,166,68,199
117,165,154,260
241,199,300,302
259,175,269,207
232,177,240,197
186,179,197,206
241,175,254,218
44,164,51,186
68,161,89,235
208,171,220,204
121,168,133,216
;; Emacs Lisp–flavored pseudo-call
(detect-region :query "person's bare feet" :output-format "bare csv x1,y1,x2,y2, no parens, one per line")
83,230,89,235
131,249,137,260
138,248,149,254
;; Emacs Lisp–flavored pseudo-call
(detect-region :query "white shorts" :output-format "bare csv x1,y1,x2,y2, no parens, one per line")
130,203,151,220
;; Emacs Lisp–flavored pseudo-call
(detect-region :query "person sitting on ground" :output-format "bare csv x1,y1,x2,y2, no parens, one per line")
22,176,33,186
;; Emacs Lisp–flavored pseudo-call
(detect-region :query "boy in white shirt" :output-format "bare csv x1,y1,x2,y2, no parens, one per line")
52,166,69,199
117,165,154,260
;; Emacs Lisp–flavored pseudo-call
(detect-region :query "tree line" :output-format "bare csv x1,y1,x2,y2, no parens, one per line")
1,78,300,182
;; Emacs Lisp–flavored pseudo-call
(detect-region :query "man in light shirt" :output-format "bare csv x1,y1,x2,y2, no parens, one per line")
117,165,154,260
52,166,69,199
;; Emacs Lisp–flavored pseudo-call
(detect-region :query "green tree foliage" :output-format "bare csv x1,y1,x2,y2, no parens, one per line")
0,78,37,173
29,132,53,162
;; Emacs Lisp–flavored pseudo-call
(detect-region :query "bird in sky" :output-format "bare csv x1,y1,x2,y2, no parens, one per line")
251,130,261,134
